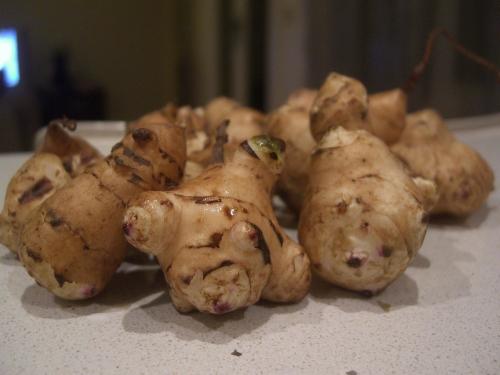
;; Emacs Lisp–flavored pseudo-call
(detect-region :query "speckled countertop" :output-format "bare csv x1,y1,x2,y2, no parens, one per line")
0,120,499,375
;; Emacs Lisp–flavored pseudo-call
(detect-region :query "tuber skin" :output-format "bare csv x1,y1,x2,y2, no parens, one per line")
367,88,407,145
204,96,240,133
18,122,186,300
123,135,311,314
128,102,178,129
38,119,102,176
287,88,318,111
135,100,265,181
267,104,316,213
300,72,435,294
269,82,408,214
391,109,494,216
179,99,266,178
0,154,71,254
310,73,407,145
310,73,368,142
299,127,434,294
0,122,101,254
205,99,266,165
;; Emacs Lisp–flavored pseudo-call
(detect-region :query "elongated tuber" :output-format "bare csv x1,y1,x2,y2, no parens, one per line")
299,127,434,294
300,73,435,294
271,79,408,214
391,109,494,216
18,122,186,300
0,122,101,254
123,135,311,314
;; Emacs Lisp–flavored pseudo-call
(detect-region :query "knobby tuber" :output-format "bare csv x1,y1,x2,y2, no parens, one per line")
299,127,435,294
310,73,408,145
0,154,71,253
270,77,408,214
300,73,435,294
123,135,311,314
136,100,265,181
38,119,102,176
0,122,101,254
391,109,494,216
18,122,186,300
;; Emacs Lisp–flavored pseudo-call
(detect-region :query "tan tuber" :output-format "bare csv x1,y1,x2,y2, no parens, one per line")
0,122,101,254
299,72,435,294
391,109,494,216
18,122,186,300
123,135,311,314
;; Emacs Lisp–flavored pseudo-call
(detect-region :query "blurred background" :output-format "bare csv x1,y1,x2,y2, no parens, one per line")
0,0,499,152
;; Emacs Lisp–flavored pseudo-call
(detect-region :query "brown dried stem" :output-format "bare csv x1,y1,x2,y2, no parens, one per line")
402,27,500,93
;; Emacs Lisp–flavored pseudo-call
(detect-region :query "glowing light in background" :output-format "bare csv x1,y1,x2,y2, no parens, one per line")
0,29,20,87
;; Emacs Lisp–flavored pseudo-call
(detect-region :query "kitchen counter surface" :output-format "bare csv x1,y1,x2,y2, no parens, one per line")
0,118,499,375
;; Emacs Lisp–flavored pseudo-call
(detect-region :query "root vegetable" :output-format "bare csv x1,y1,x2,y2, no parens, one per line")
0,154,71,253
0,122,101,254
300,73,435,294
18,122,186,300
391,109,494,216
310,73,368,142
123,135,311,314
271,78,408,214
299,127,434,294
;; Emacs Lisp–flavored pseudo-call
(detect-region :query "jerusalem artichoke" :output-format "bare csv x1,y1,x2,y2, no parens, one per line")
123,135,310,314
0,121,101,254
300,72,435,294
18,122,186,300
391,109,494,216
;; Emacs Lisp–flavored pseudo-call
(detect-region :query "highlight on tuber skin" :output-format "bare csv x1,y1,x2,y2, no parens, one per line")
17,122,186,300
0,121,102,254
300,73,436,295
123,135,311,314
391,109,494,217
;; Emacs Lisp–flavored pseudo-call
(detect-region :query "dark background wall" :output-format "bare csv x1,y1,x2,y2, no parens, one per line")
0,0,498,152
